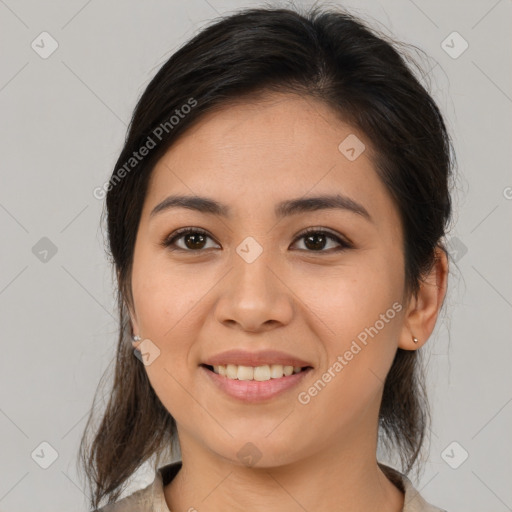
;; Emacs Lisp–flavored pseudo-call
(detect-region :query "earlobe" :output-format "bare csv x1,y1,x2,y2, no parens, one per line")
125,299,140,344
398,246,449,350
131,334,142,350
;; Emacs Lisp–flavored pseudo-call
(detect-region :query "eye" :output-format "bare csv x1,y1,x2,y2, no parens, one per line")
161,227,219,251
291,228,352,252
162,226,352,253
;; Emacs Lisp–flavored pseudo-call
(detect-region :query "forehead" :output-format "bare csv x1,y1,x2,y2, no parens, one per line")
143,92,399,230
155,93,372,176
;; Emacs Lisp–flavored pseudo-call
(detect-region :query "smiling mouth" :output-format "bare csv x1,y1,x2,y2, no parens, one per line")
201,363,312,381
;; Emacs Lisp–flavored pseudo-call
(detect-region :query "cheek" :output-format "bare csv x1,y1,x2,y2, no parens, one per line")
131,249,209,340
130,256,209,418
293,250,404,333
292,253,404,387
291,276,402,440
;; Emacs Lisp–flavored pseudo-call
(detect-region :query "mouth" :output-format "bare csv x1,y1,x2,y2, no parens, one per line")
200,363,313,381
200,363,313,402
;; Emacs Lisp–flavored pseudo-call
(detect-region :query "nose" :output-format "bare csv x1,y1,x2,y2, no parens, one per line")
214,250,294,333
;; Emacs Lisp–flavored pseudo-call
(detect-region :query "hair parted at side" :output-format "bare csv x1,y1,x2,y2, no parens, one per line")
78,5,454,509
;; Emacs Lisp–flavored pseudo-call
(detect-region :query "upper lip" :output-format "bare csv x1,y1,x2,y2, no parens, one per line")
202,349,313,368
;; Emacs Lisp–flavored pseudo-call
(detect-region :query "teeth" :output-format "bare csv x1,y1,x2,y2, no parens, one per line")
270,364,285,379
226,364,238,379
212,364,305,381
237,365,253,381
253,365,270,381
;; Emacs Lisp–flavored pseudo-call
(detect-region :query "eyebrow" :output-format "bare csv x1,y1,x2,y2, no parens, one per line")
150,193,372,222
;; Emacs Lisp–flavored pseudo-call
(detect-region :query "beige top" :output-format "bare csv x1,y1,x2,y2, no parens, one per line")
95,461,447,512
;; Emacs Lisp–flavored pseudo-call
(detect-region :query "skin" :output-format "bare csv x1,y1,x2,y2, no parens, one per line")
128,92,448,512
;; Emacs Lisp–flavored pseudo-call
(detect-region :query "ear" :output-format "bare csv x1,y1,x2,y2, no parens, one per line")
116,268,140,347
125,298,141,349
398,246,448,350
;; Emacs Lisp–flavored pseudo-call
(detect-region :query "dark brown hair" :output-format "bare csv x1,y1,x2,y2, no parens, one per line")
78,5,454,509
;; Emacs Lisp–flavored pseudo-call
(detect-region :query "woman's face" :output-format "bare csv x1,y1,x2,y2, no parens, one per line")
129,92,412,466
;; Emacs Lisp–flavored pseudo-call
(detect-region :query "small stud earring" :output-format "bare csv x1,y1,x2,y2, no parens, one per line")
412,336,419,344
132,335,141,342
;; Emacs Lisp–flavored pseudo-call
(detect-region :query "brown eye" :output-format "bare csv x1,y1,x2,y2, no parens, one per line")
162,228,219,251
291,229,351,252
181,232,207,250
162,227,351,253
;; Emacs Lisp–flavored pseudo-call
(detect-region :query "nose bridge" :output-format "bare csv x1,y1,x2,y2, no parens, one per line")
232,237,279,303
214,236,293,331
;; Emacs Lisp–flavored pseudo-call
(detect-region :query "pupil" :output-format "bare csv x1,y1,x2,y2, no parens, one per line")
305,233,326,250
183,232,327,250
185,233,206,249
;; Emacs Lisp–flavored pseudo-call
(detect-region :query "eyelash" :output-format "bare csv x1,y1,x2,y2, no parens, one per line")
161,227,352,253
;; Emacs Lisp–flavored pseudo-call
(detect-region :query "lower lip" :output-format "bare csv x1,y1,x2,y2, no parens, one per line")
200,365,313,403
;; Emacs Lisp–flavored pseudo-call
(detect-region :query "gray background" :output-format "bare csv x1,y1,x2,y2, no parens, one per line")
1,0,511,511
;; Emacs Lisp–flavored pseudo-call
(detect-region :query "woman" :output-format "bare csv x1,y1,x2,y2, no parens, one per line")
79,5,453,511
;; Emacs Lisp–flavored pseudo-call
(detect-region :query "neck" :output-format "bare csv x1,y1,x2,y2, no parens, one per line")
164,427,404,512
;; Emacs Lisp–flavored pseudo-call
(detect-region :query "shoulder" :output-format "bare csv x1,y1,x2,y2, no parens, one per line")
92,461,182,512
93,484,154,512
379,463,448,512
